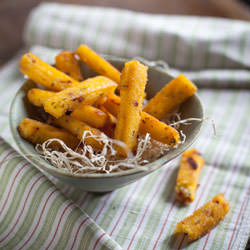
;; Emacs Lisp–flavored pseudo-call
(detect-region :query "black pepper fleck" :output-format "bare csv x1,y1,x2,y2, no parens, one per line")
187,157,198,169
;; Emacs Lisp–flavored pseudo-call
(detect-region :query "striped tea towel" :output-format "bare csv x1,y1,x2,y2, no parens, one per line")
0,2,250,250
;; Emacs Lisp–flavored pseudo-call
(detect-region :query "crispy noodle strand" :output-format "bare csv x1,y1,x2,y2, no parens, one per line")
35,115,208,175
35,130,185,175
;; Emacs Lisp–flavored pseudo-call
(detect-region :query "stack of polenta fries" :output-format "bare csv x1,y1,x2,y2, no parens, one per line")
17,44,230,243
18,45,197,169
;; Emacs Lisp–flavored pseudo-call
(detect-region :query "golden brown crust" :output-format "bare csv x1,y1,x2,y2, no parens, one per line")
19,52,79,91
143,74,197,120
174,193,230,242
76,44,120,83
175,149,204,203
55,51,83,81
18,118,79,149
114,60,148,154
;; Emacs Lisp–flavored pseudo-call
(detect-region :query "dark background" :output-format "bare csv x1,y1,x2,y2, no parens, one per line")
1,0,250,66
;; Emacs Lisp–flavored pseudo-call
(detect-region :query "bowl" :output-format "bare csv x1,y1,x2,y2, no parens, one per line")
9,55,203,192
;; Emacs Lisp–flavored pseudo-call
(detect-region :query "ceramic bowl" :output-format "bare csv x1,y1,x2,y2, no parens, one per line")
9,56,203,192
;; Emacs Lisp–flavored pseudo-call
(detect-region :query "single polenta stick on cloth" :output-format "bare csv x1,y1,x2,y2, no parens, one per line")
75,44,121,83
103,94,180,146
114,60,148,154
174,193,230,242
19,52,79,91
51,116,103,150
55,51,83,81
175,149,204,203
143,74,197,120
18,118,79,150
44,76,117,118
28,88,112,128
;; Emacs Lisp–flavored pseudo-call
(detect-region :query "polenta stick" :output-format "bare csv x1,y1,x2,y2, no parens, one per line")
71,104,110,128
174,193,230,242
27,88,55,107
114,60,148,153
103,94,180,146
44,76,117,118
18,118,79,149
19,52,79,91
51,116,103,150
55,51,83,81
75,45,121,83
143,74,197,119
175,149,204,203
28,88,111,128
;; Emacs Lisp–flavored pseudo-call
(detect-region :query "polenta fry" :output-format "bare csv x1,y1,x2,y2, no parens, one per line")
19,52,79,91
103,94,180,146
75,45,121,83
44,76,117,118
174,193,230,242
55,51,83,81
71,104,110,128
114,60,148,153
18,118,79,149
144,74,197,119
27,88,55,107
175,149,204,203
28,88,111,128
51,116,103,149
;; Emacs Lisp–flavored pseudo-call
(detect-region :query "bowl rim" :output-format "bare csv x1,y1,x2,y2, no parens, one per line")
9,55,204,179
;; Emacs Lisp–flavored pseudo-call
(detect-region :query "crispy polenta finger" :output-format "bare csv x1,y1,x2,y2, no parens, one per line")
75,45,121,83
51,116,103,150
44,76,117,118
174,193,230,242
70,104,110,128
27,88,55,107
143,74,197,119
28,88,111,128
99,105,117,138
175,149,204,203
114,60,148,153
103,94,180,146
18,118,79,149
55,51,83,81
19,52,79,91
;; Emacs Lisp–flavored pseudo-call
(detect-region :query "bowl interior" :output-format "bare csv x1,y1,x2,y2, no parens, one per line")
9,56,203,180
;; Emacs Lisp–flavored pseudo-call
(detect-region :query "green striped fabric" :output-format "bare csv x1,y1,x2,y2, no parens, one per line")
0,3,250,249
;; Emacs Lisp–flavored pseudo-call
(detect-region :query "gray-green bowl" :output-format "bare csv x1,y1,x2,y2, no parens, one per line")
9,56,203,192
